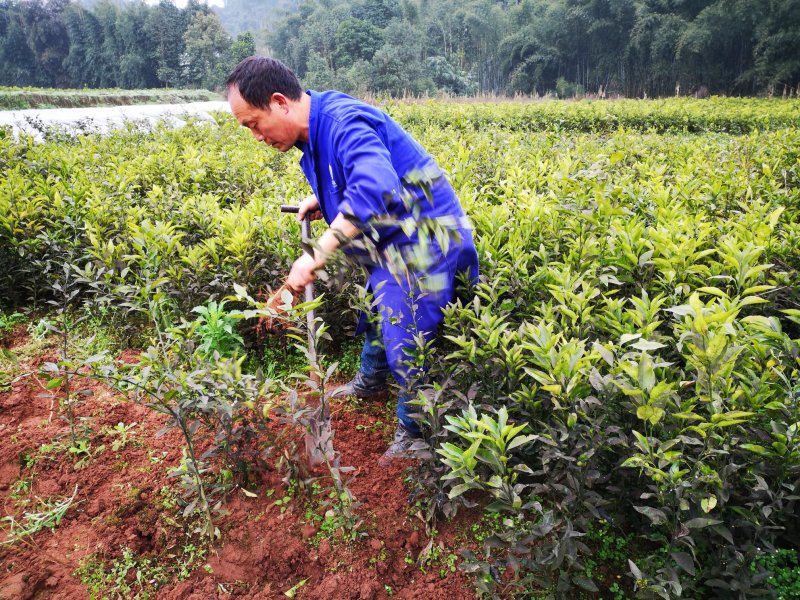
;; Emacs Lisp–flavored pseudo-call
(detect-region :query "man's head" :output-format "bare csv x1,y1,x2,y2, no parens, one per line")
226,56,309,151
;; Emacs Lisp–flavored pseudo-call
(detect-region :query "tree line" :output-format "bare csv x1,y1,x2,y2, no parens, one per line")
0,0,254,89
268,0,800,98
1,0,798,97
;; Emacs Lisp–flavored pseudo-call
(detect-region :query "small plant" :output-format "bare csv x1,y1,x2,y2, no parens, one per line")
0,310,25,340
438,405,534,511
191,300,244,358
28,318,54,341
753,548,800,599
103,421,138,452
76,543,204,598
68,438,97,469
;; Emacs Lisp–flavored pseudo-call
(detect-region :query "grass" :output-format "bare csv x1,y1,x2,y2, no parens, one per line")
0,87,222,110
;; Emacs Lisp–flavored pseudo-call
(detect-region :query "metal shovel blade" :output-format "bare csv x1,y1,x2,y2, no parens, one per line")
280,204,335,466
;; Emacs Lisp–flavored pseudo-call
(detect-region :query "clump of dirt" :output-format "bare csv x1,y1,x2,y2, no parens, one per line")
0,330,479,599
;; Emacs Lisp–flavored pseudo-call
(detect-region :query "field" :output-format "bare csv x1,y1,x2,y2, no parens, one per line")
1,97,800,598
0,87,222,110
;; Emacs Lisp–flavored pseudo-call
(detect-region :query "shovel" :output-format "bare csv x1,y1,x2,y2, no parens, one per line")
280,204,334,466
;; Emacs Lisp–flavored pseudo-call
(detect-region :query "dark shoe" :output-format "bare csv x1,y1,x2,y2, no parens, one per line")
330,371,388,399
378,427,421,466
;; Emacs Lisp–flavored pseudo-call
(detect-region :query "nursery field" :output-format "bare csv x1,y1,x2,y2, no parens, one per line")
1,97,800,598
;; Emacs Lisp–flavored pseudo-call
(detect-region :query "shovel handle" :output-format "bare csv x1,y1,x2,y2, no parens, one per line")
280,203,319,381
280,205,312,256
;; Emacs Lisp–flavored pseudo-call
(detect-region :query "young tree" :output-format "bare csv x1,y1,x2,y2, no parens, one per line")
0,9,38,86
751,0,800,92
93,0,119,87
21,0,70,86
116,2,159,88
145,0,188,88
181,12,231,89
63,3,105,87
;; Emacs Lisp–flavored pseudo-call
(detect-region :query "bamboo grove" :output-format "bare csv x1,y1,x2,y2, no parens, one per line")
2,0,800,98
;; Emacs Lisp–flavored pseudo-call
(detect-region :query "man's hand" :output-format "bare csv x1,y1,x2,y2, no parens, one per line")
286,252,319,292
285,211,360,293
298,194,322,221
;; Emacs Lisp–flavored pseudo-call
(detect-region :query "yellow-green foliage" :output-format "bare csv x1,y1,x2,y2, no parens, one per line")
387,96,800,134
1,98,799,594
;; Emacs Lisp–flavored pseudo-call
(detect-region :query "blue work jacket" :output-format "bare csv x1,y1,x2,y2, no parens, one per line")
295,90,468,253
294,90,478,335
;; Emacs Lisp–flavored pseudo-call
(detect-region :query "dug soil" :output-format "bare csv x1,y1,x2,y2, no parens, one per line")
0,328,478,599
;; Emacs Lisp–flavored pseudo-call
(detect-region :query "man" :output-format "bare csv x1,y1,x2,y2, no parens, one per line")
226,56,478,463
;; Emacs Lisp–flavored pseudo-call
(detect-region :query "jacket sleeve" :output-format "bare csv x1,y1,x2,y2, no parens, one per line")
332,114,402,227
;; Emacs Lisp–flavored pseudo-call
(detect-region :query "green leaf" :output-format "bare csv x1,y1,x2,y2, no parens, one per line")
634,505,667,525
636,405,665,425
621,455,645,468
742,285,774,296
685,517,721,529
740,443,769,455
233,283,250,301
671,551,696,576
572,575,599,592
46,376,64,390
631,430,650,453
506,434,535,451
592,341,614,366
631,339,667,351
448,483,476,499
701,496,717,513
638,352,655,393
671,412,705,422
697,286,727,298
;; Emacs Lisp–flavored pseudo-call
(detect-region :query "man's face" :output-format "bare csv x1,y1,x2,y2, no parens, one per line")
228,86,297,152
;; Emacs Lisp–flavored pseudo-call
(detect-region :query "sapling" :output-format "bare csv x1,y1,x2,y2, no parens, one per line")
34,226,102,448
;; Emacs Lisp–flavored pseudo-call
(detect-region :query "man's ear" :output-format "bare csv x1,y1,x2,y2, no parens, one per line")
270,93,290,112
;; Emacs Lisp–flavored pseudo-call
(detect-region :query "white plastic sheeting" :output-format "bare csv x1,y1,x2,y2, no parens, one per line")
0,101,231,141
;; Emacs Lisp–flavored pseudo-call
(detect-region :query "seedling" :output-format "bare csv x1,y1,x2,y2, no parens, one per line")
103,421,138,452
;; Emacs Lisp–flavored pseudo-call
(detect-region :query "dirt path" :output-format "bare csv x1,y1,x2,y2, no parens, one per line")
0,329,477,599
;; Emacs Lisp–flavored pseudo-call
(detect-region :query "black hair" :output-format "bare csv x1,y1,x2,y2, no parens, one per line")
225,56,304,108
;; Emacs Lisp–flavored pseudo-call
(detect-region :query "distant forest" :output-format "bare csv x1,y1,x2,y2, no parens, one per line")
1,0,799,97
0,0,256,90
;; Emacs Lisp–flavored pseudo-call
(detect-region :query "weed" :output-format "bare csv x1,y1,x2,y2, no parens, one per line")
1,485,78,545
76,542,206,599
0,311,25,340
355,420,387,434
753,548,800,599
248,341,307,379
68,438,102,469
585,520,630,569
103,421,138,452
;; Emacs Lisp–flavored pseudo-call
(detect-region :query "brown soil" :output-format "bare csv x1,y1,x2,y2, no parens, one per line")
0,328,478,599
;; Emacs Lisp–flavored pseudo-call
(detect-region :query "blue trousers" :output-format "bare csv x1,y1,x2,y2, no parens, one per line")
358,227,478,434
